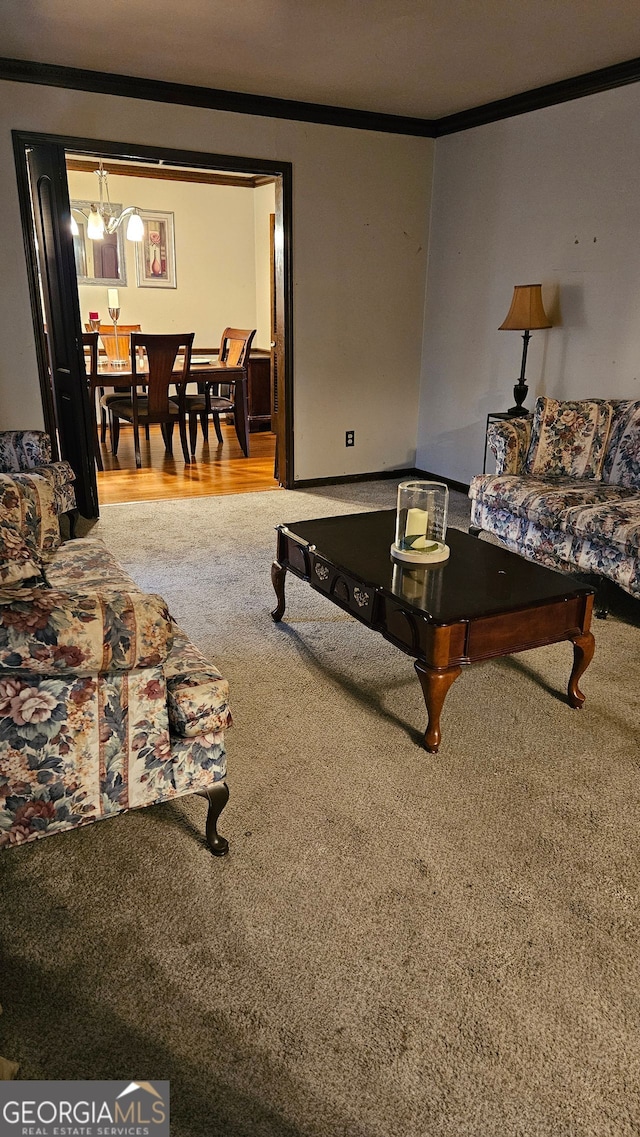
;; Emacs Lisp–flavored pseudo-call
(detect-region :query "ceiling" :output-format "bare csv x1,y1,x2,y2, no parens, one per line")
3,0,640,120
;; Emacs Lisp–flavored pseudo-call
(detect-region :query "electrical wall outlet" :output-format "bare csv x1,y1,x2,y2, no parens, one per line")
345,430,355,447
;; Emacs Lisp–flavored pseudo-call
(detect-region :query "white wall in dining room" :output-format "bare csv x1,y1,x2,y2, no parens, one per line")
67,169,276,350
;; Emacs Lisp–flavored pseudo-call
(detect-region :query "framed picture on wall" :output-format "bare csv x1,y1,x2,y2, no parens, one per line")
71,201,127,287
134,210,177,288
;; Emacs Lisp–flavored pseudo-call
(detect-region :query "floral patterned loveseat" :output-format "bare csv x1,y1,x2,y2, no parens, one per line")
0,438,230,853
469,397,640,601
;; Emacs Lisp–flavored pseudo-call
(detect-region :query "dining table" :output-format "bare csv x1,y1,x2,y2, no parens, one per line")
90,352,251,458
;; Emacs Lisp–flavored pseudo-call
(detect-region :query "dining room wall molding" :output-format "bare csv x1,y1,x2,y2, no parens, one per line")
66,157,274,189
3,54,640,139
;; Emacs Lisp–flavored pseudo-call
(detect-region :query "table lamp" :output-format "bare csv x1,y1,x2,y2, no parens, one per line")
499,284,552,414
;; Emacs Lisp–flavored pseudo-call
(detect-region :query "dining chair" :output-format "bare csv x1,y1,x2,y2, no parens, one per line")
101,332,195,469
97,324,142,365
184,327,256,459
87,324,142,443
81,330,103,471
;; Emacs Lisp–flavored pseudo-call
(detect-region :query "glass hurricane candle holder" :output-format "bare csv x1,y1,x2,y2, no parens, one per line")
391,480,450,564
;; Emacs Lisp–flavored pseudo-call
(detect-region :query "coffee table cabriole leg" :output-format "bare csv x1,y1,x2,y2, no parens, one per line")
271,560,287,622
414,661,463,753
567,629,596,708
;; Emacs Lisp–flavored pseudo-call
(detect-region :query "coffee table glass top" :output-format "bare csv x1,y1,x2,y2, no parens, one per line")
280,510,593,624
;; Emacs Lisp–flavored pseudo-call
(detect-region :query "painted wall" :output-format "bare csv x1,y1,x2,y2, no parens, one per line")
0,80,432,481
68,169,275,349
418,82,640,485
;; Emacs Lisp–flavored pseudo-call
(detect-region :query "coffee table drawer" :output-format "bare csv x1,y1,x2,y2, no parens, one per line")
309,553,376,623
466,596,587,660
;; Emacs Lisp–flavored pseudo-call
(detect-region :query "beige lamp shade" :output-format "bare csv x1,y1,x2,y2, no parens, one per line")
499,284,552,331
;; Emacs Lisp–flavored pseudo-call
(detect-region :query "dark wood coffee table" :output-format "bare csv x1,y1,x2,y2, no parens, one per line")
271,510,595,752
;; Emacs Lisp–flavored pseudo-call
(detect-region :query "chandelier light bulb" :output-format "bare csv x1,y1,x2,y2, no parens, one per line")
87,206,105,240
126,210,144,242
73,163,144,244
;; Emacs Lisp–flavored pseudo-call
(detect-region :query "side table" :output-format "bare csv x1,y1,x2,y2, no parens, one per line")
482,411,531,473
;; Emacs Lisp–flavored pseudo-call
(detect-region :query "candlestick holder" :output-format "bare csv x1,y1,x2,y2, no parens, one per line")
391,480,450,564
108,306,127,366
88,315,100,333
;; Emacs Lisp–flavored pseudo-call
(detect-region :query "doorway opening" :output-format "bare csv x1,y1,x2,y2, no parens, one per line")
14,131,294,517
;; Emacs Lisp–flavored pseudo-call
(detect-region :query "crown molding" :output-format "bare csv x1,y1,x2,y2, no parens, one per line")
2,54,640,140
0,58,436,138
435,55,640,135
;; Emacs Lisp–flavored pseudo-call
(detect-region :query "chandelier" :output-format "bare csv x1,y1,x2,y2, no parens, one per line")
70,160,144,242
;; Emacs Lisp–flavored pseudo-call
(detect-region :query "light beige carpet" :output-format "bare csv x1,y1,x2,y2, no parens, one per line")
0,482,638,1136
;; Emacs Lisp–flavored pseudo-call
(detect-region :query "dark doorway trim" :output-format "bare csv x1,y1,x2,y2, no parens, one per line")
13,130,295,489
11,134,58,450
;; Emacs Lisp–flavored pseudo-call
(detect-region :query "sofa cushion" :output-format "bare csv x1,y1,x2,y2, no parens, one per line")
525,398,613,480
601,400,640,489
165,628,232,737
469,473,635,529
0,521,43,587
0,587,173,674
43,536,140,592
560,498,640,556
470,497,640,598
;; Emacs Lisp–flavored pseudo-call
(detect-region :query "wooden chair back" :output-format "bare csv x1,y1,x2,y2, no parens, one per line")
94,323,142,364
81,331,99,379
219,327,256,368
130,332,195,419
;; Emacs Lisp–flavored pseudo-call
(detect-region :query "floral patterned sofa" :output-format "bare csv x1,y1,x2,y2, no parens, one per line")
469,397,640,602
0,437,231,853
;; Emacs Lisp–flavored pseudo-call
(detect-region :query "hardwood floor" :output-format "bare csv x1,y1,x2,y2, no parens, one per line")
96,421,280,504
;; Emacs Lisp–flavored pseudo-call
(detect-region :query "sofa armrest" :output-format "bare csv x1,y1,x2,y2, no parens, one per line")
0,431,53,472
487,417,532,474
0,587,173,675
0,472,61,555
164,626,231,738
27,464,76,516
0,434,75,517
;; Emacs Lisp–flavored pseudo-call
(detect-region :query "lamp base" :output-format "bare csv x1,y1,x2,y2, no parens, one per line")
508,381,529,416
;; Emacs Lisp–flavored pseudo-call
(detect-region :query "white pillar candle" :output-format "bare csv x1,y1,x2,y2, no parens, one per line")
406,507,428,537
107,289,119,309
